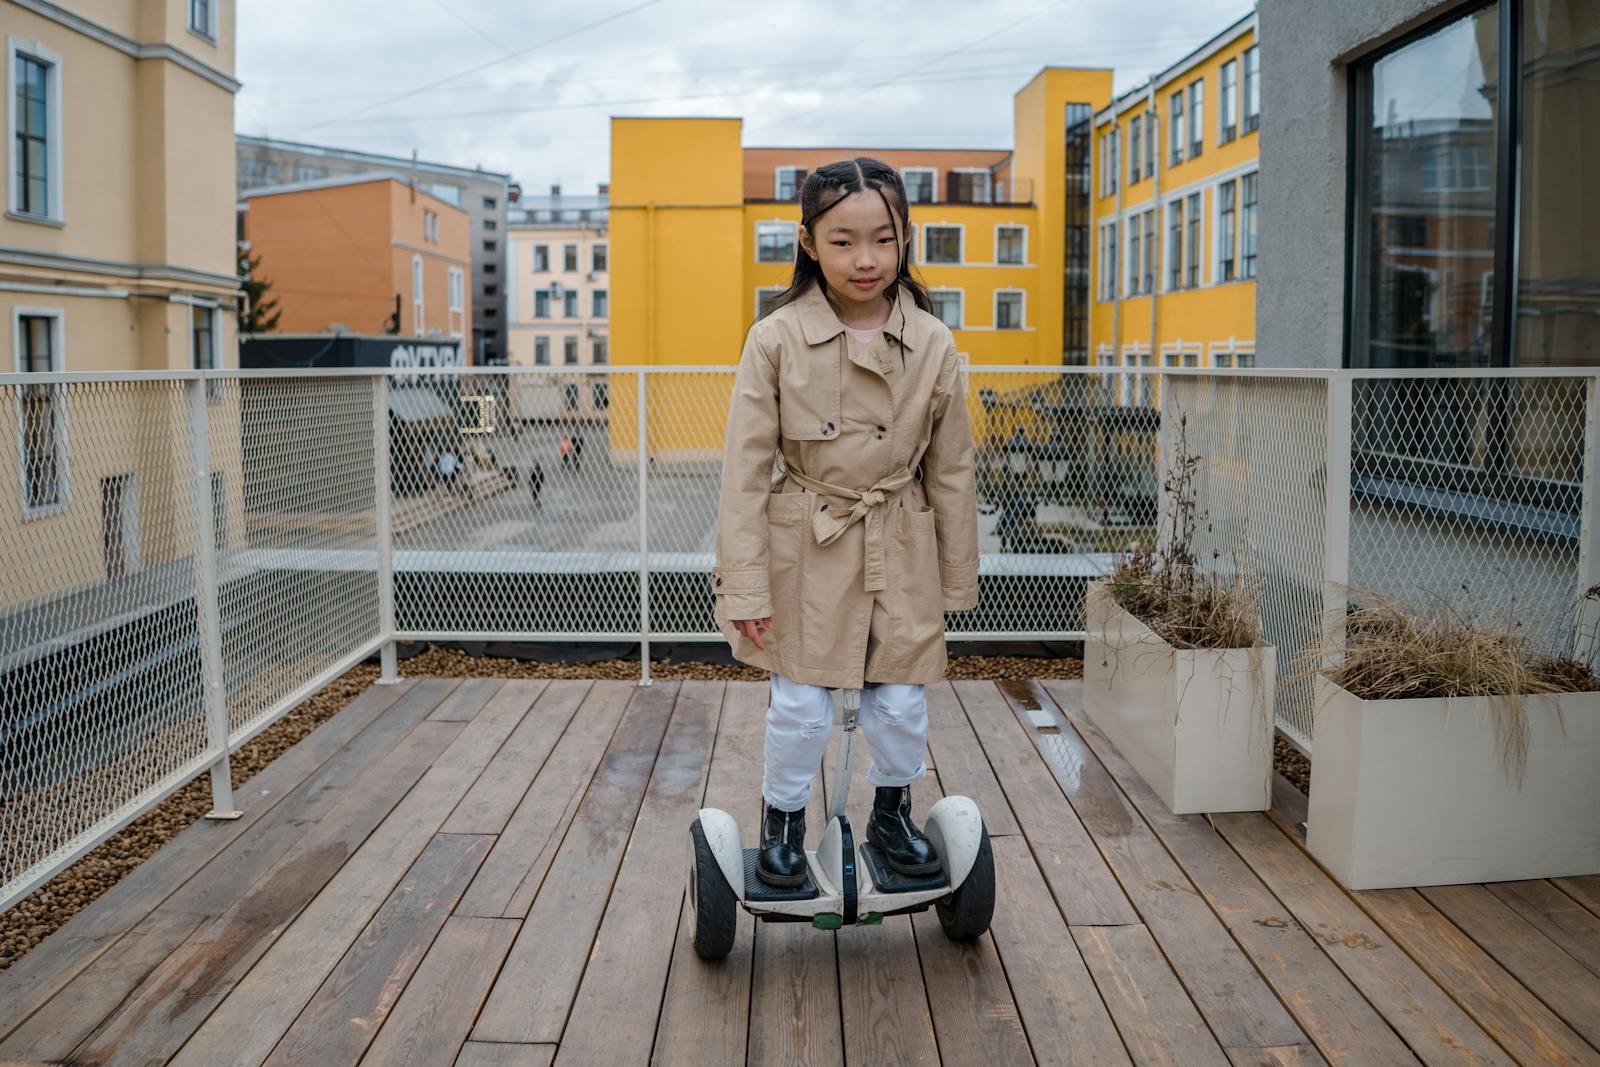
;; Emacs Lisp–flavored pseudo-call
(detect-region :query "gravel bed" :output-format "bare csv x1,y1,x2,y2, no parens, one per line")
1275,736,1311,794
2,646,1081,971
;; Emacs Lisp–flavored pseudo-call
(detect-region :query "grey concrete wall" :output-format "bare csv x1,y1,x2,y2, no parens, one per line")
1257,0,1464,368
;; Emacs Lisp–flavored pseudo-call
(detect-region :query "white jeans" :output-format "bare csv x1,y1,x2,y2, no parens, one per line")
761,672,929,812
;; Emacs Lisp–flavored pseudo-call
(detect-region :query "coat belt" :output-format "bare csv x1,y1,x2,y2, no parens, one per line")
781,466,917,593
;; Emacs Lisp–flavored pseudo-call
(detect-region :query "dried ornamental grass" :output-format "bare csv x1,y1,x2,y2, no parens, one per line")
1300,591,1600,783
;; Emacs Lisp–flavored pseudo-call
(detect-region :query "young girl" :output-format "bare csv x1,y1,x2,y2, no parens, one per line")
711,158,979,888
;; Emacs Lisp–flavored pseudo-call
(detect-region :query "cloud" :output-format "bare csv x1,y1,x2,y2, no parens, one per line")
236,1,1253,192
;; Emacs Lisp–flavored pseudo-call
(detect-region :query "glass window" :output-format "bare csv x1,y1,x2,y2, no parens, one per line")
534,336,549,364
1189,79,1204,157
483,196,497,209
18,314,64,509
1351,7,1497,367
592,337,608,364
1143,210,1157,294
1128,218,1142,296
564,337,578,364
756,287,783,318
591,244,608,272
563,290,579,318
996,226,1025,265
1243,46,1261,133
190,0,212,36
411,256,424,332
930,290,962,328
564,383,580,410
949,171,991,204
1241,173,1258,279
533,245,549,272
1144,112,1156,178
1516,0,1600,367
15,54,52,217
534,291,551,318
563,244,578,272
1186,192,1203,286
1110,128,1120,192
1219,179,1237,281
483,218,497,232
483,240,496,252
1220,59,1238,143
1169,200,1184,289
1102,221,1119,301
756,221,796,263
592,289,608,317
995,291,1023,329
775,166,805,200
924,225,962,263
1130,115,1142,184
903,168,936,203
295,164,328,183
1170,90,1185,165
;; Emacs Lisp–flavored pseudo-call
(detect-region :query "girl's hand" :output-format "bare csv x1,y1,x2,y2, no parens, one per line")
734,617,773,651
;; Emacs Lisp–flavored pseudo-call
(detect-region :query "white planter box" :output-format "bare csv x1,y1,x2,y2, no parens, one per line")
1083,580,1275,814
1307,676,1600,890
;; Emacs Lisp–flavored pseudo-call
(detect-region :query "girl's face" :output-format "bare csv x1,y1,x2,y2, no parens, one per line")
798,188,908,316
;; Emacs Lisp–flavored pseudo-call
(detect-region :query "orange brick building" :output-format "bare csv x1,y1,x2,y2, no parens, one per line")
239,175,472,344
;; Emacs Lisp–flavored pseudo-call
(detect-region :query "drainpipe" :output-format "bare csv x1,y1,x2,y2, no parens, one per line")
1146,77,1161,361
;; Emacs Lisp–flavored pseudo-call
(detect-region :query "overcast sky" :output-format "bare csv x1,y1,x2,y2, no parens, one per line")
236,1,1253,194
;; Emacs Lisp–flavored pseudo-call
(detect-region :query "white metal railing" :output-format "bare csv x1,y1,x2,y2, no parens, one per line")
1,363,1594,911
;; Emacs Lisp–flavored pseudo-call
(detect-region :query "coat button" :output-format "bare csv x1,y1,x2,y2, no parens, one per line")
823,421,836,435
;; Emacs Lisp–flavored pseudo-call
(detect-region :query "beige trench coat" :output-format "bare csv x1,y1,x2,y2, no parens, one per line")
711,281,979,688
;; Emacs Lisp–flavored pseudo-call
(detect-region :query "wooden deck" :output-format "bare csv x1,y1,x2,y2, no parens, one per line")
2,675,1598,1066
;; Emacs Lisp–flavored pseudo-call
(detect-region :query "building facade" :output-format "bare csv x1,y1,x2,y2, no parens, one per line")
1089,11,1260,384
239,175,471,342
236,136,509,363
3,0,241,604
504,184,610,420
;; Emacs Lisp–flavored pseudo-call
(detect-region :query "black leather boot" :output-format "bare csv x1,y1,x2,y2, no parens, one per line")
756,802,807,887
866,785,941,876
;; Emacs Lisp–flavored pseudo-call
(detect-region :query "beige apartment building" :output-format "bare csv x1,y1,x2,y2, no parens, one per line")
506,184,610,420
2,0,239,607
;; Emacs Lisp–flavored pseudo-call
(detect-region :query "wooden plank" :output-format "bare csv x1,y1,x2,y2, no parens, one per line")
923,681,1021,836
989,835,1131,1066
59,722,468,1067
257,833,492,1067
1557,877,1600,921
1034,680,1417,1067
911,911,1034,1065
951,681,1137,926
1420,883,1600,1050
457,1042,557,1067
453,681,634,919
1211,812,1516,1066
651,680,766,1067
358,916,520,1067
434,679,547,770
1072,924,1230,1067
427,677,505,721
556,682,724,1064
1486,880,1600,979
0,677,429,1043
471,682,680,1045
746,740,841,1067
1354,887,1600,1065
441,680,591,835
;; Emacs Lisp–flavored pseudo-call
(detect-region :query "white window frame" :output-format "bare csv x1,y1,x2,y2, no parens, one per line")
534,336,550,365
12,306,71,519
1188,78,1205,158
1219,58,1238,144
773,165,804,200
563,335,579,365
533,243,550,273
994,224,1028,266
929,287,964,329
901,166,938,204
592,288,608,318
591,243,607,273
563,243,578,273
411,255,424,334
1165,199,1185,292
1242,45,1260,132
1117,343,1149,406
534,289,551,319
922,223,965,265
993,289,1025,330
1170,89,1185,165
7,37,65,224
754,220,797,264
1186,190,1203,287
1209,337,1256,367
949,167,993,205
1214,177,1238,283
754,285,784,319
447,266,465,338
563,288,579,319
1126,215,1141,297
188,0,219,41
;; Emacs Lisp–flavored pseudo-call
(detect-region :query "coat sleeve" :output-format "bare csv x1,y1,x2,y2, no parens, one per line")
923,341,980,612
712,323,781,620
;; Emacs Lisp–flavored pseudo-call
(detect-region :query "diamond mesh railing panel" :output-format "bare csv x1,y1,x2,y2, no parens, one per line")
0,379,212,900
1162,374,1330,749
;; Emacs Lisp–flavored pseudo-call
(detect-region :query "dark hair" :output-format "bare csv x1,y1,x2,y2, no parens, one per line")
758,157,932,337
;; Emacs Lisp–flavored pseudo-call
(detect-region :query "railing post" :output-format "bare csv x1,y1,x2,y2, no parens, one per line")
1575,374,1600,664
637,369,653,686
190,376,240,820
374,374,399,684
1322,375,1354,672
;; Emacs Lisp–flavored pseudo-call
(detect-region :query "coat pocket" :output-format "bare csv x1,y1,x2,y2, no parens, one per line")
765,491,811,659
892,503,945,651
778,348,841,441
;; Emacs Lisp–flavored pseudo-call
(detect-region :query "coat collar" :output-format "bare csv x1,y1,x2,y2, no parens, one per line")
796,281,925,351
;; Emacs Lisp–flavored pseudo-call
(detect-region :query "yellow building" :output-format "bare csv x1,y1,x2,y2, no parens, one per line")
1091,11,1259,388
609,69,1113,455
2,0,239,606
